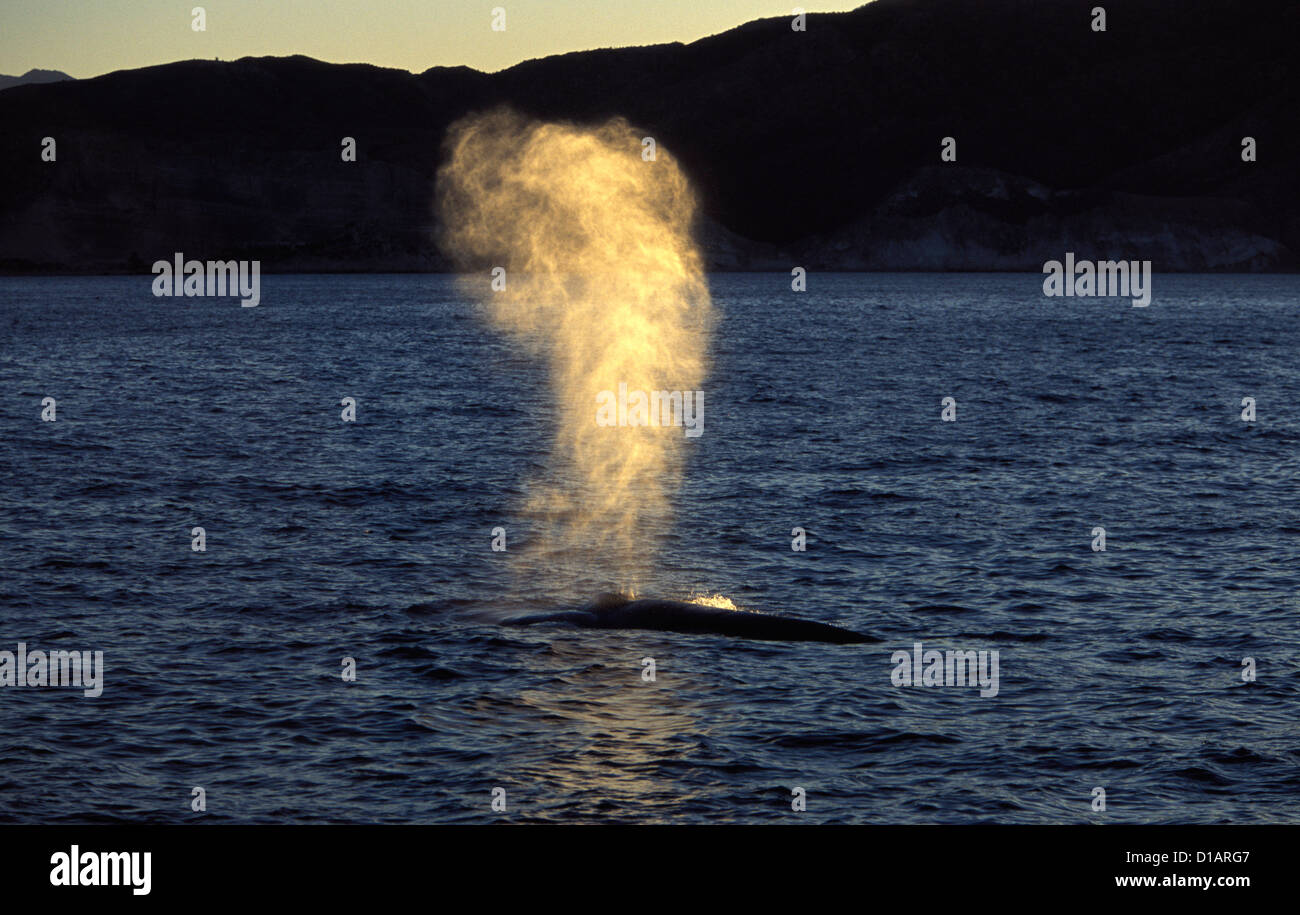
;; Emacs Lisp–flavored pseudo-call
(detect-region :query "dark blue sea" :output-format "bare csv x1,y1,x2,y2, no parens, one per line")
2,272,1297,824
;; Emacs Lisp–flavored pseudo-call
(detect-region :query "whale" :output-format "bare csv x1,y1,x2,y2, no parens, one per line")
504,592,875,644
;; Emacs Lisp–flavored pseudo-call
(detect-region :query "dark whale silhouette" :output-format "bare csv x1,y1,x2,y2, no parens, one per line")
505,592,875,644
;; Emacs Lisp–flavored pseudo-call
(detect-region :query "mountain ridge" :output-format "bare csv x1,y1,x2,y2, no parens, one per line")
1,0,1296,273
0,68,74,92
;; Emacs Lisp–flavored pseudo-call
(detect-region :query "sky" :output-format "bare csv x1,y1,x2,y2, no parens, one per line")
0,0,866,79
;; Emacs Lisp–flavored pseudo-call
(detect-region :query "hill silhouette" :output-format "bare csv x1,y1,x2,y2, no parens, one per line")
0,68,73,91
1,0,1296,273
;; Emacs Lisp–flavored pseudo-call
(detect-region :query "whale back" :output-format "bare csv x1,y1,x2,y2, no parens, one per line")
597,597,876,643
512,593,875,644
585,591,634,611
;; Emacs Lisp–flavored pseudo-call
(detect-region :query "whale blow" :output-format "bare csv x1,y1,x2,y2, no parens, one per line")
505,593,875,644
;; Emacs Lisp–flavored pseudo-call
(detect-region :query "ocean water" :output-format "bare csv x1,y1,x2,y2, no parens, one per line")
1,272,1297,824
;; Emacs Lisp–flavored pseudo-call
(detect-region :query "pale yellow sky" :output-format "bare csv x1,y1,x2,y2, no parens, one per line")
0,1,867,79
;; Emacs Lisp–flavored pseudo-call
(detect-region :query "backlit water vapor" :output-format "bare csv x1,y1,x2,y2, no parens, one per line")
437,109,714,596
